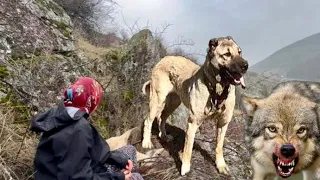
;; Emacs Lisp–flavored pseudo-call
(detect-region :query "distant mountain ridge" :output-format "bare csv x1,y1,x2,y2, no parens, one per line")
250,32,320,81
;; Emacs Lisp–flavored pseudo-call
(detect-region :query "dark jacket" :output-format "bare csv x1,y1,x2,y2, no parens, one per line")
30,104,128,180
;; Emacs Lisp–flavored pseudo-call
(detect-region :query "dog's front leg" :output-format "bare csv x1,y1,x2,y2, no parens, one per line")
215,116,231,175
179,118,200,176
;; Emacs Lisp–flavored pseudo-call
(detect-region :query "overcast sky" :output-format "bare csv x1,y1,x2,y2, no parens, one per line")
112,0,320,65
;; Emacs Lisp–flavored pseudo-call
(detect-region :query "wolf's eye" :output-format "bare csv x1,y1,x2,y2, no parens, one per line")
297,127,306,134
224,52,231,57
267,126,277,133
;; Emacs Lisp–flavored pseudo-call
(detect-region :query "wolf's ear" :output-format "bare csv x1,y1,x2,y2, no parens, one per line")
209,38,219,51
241,96,259,117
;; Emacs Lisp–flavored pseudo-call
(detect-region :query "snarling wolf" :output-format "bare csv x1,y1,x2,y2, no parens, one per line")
141,36,249,176
242,81,320,180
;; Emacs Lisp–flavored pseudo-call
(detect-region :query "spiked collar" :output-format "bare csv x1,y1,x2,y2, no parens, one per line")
202,63,231,112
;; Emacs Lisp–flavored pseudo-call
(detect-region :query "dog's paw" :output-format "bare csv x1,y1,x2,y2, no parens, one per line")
179,151,191,176
216,158,230,175
142,139,154,149
180,162,191,176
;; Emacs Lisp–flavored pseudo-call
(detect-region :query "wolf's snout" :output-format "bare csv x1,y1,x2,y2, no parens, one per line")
280,144,296,158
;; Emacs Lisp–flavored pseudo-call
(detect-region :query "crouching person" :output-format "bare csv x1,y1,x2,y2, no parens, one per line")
30,77,143,180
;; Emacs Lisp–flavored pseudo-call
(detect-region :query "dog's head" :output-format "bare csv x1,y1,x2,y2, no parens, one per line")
206,36,248,88
241,92,320,178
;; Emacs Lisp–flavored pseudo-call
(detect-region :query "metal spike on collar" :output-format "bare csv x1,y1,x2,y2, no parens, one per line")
216,83,223,96
215,74,221,82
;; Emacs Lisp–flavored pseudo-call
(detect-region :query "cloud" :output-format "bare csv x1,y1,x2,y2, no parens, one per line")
114,0,184,30
113,0,320,65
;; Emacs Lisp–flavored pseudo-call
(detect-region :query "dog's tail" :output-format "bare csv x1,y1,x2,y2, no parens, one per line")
142,80,151,96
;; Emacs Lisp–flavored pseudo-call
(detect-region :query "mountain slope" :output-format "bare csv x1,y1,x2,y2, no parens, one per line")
250,32,320,81
286,55,320,80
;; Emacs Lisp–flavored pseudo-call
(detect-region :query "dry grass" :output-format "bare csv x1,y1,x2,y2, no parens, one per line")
0,106,37,180
74,34,112,60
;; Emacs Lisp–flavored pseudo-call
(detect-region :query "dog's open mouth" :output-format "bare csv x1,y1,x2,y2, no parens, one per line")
273,154,299,178
234,76,245,88
225,70,246,89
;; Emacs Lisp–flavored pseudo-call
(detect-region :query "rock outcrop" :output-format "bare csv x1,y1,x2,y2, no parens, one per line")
0,0,84,113
0,0,74,63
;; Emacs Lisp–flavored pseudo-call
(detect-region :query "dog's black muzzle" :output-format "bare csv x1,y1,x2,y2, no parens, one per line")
222,56,248,79
229,56,248,74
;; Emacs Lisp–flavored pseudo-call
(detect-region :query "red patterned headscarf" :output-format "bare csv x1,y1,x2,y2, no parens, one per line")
63,77,103,115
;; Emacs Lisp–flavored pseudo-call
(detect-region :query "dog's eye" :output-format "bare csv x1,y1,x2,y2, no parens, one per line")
238,50,242,54
297,127,306,134
267,126,277,133
224,52,231,57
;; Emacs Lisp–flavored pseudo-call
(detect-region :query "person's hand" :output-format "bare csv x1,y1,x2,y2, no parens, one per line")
121,159,133,179
122,169,132,180
126,160,133,172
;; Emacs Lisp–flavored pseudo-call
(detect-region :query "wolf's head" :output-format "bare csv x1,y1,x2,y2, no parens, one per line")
241,92,320,178
206,36,248,88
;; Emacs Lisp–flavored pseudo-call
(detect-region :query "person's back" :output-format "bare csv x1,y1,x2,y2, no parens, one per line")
30,77,140,180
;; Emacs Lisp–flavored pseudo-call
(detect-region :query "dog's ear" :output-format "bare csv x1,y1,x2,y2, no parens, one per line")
226,36,233,40
241,96,260,117
209,38,219,51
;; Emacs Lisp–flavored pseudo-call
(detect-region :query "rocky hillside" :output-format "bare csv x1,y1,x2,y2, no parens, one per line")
0,0,166,178
1,0,74,60
250,32,320,81
0,0,92,178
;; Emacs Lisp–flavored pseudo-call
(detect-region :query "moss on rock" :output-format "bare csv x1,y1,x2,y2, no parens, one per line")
105,48,128,64
122,88,134,102
34,0,65,17
0,90,31,123
91,99,110,139
0,65,9,79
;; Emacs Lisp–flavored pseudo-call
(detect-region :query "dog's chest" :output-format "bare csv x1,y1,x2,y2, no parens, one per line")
187,80,229,117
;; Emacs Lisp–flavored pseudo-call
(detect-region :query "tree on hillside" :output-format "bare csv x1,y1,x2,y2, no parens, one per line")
169,47,199,64
54,0,119,46
54,0,116,28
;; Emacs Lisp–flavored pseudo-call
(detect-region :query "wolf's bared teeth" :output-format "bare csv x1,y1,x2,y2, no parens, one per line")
278,159,296,167
289,167,293,172
278,166,281,171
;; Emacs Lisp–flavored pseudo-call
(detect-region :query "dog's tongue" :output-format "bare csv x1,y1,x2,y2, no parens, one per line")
234,76,246,89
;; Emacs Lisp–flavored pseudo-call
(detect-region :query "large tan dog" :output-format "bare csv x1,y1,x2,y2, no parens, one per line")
242,81,320,180
141,36,249,176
